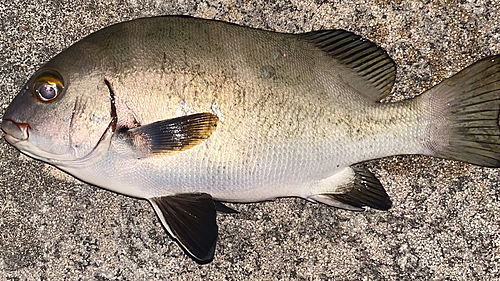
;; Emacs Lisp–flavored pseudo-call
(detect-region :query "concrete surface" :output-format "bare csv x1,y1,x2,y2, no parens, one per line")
1,0,500,280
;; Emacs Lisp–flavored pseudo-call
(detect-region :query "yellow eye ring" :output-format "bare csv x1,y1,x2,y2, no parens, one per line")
31,69,65,103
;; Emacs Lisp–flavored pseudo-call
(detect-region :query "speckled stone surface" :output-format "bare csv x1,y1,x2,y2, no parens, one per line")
1,0,500,280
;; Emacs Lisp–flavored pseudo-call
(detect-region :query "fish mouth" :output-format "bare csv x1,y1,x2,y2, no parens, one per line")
1,119,30,144
1,116,116,168
1,118,72,162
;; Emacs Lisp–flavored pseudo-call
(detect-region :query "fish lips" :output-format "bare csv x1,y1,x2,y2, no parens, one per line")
1,117,83,165
1,119,30,144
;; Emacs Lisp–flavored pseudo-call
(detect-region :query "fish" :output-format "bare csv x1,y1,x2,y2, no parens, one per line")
1,15,500,263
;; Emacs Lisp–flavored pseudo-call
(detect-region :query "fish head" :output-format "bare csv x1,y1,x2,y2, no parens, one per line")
2,59,113,167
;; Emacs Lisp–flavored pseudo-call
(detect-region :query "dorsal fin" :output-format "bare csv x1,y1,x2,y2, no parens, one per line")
299,29,396,101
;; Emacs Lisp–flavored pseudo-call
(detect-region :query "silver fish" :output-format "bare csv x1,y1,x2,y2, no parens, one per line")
2,16,500,262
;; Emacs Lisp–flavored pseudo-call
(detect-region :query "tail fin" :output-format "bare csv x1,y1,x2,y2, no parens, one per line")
424,55,500,167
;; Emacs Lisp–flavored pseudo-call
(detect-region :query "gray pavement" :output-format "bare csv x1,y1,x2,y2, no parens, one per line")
1,0,500,280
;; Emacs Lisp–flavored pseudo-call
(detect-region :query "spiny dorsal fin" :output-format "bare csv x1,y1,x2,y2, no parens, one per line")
299,30,396,101
124,112,218,155
150,193,218,263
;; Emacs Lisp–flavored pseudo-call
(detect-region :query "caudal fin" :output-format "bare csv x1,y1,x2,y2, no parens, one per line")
424,55,500,167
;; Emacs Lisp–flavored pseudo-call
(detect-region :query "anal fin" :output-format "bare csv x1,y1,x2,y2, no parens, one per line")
149,193,218,263
308,167,392,211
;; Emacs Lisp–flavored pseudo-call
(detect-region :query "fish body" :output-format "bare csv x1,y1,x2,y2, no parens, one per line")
3,17,421,200
2,16,500,262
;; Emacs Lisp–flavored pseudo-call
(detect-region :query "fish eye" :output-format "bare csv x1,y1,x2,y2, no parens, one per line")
35,82,60,101
31,69,65,103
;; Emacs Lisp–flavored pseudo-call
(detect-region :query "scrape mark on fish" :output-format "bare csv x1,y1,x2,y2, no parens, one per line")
211,101,224,121
260,65,276,79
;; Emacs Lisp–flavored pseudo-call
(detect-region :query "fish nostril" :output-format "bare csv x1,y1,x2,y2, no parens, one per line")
1,119,30,142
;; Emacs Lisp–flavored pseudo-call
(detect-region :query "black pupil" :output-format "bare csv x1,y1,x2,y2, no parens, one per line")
39,83,57,100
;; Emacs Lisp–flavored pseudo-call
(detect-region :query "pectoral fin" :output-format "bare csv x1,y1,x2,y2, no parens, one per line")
149,193,218,263
123,112,218,155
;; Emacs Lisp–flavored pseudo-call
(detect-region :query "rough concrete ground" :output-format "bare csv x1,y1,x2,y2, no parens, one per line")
1,0,500,280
